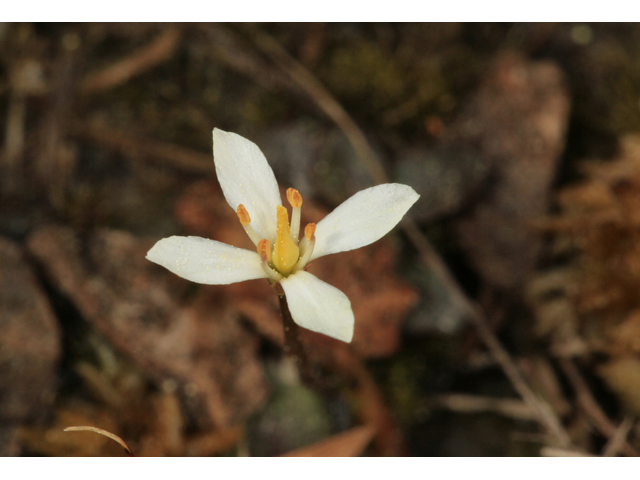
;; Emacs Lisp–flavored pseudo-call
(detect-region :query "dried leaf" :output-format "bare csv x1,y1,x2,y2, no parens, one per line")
281,425,375,457
28,225,267,429
598,358,640,415
452,54,570,290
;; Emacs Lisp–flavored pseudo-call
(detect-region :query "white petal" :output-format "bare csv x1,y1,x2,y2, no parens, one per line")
213,128,282,242
280,271,354,343
311,183,419,261
146,236,267,285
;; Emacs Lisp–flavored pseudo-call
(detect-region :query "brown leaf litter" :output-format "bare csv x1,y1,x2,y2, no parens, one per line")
0,237,61,455
27,224,267,434
531,135,640,416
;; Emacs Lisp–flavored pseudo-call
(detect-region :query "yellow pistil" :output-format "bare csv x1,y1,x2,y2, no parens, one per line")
273,205,300,276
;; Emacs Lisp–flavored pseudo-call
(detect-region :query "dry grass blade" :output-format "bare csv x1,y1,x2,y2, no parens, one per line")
281,425,375,457
64,426,134,456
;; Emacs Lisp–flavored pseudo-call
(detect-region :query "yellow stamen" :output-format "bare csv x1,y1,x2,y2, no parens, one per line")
304,223,316,241
236,204,251,226
273,205,300,276
287,188,303,243
294,228,316,273
236,203,261,246
286,188,303,208
257,238,282,281
257,239,272,262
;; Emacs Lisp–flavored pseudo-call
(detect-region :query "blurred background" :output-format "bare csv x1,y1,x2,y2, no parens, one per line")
3,23,640,456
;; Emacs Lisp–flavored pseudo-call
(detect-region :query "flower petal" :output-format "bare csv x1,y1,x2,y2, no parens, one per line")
311,183,419,261
280,271,354,343
146,236,267,285
213,128,282,242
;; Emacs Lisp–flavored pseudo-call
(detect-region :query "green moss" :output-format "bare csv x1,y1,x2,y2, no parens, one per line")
323,39,407,110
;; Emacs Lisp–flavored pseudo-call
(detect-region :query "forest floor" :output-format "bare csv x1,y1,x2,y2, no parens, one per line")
3,23,640,456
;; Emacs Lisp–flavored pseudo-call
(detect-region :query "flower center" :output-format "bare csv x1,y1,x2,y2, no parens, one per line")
236,187,316,281
273,205,299,276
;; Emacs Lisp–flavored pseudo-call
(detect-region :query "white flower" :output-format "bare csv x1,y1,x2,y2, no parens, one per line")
146,129,419,343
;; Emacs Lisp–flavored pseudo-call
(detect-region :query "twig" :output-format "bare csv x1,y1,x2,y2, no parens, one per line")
64,426,134,456
69,123,215,175
4,92,26,161
602,416,635,457
468,305,571,447
2,91,26,192
82,26,181,93
201,25,300,94
558,357,638,456
37,46,80,209
246,25,572,449
540,446,593,457
245,25,388,186
430,393,538,421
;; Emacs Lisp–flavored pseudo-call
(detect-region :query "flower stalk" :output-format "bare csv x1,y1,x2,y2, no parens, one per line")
274,283,324,389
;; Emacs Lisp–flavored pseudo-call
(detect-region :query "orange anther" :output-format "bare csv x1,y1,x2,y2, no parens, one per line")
286,188,303,209
236,204,251,226
257,239,271,262
304,223,316,241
